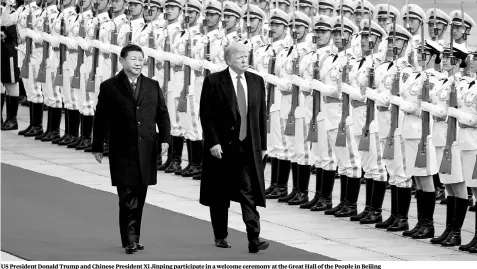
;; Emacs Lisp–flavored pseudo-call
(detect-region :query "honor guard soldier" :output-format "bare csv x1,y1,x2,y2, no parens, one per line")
449,9,476,47
49,0,77,145
426,8,450,47
366,24,413,231
241,3,267,55
401,3,425,72
340,19,387,223
256,8,292,199
335,0,354,20
289,14,335,210
350,0,374,59
374,4,399,59
172,0,204,178
273,0,290,13
1,0,40,133
394,39,445,238
0,0,21,131
317,0,335,17
439,44,474,248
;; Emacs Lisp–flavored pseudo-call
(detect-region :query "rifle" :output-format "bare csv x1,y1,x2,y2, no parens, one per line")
284,0,299,136
126,4,132,44
203,0,211,77
36,0,50,83
71,1,86,89
53,0,66,86
382,17,400,160
177,0,191,113
461,1,467,44
247,1,253,69
335,0,350,147
432,0,438,41
439,23,457,174
110,3,118,77
85,0,100,93
358,19,375,151
266,7,276,133
20,0,33,78
405,0,414,68
162,10,171,97
415,39,430,167
146,0,155,78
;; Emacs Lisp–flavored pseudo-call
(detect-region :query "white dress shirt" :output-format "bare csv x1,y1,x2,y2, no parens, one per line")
228,67,248,110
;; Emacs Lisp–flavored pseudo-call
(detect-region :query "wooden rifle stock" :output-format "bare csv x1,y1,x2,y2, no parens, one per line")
177,35,191,113
71,13,86,89
439,80,457,174
415,73,431,168
284,56,299,136
147,27,155,78
335,62,350,147
382,69,400,160
266,48,276,133
86,12,101,93
110,22,119,77
204,38,211,77
54,6,67,87
36,10,50,83
306,54,321,142
358,65,375,151
20,3,33,78
162,34,171,97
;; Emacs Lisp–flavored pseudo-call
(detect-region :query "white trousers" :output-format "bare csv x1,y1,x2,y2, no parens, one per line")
359,121,387,182
313,118,337,170
381,129,412,188
329,117,362,178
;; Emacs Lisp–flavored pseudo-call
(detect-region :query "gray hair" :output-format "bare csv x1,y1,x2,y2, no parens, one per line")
224,42,249,62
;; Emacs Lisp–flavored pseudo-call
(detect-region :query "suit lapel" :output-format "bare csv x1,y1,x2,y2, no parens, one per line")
244,71,254,114
135,74,145,103
115,70,135,102
221,68,238,122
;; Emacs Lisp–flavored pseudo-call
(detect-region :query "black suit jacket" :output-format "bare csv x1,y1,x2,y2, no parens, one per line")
92,70,171,187
199,68,267,208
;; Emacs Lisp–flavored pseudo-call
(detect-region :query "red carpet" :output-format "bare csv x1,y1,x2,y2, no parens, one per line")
1,163,336,261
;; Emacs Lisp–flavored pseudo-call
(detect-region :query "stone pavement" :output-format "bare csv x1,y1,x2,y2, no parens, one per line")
1,106,477,261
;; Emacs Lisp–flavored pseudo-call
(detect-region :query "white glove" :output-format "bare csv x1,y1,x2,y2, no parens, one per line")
420,101,432,112
389,95,401,106
446,107,460,120
341,83,351,94
109,45,121,57
365,88,377,100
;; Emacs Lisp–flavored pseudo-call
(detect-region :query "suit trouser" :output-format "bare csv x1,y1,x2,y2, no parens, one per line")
210,142,260,241
117,185,148,246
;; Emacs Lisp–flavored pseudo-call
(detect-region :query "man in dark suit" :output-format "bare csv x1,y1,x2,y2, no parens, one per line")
199,42,269,253
92,44,171,254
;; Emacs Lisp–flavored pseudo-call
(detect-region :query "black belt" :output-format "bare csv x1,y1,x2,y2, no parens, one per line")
323,96,341,104
34,43,42,49
434,116,446,122
85,50,92,57
351,100,366,108
459,123,476,129
52,47,60,52
67,49,77,54
194,70,202,77
103,53,110,59
377,106,389,112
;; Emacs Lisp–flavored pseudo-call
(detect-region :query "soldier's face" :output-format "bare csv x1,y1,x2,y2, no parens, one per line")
360,34,371,52
270,23,286,40
129,3,142,16
441,54,454,71
275,3,289,13
354,11,371,26
205,13,220,27
244,18,261,32
165,5,180,21
428,22,446,39
314,29,331,46
290,25,307,40
96,0,109,11
318,9,333,17
185,10,199,25
120,51,144,76
377,17,389,30
299,6,312,17
403,18,421,34
111,0,126,13
337,10,353,20
144,6,159,21
386,38,405,55
224,15,238,30
332,31,350,48
452,25,467,40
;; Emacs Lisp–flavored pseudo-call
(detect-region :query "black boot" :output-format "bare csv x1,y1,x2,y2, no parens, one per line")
335,177,360,217
176,139,192,175
387,187,411,232
265,158,279,195
35,107,51,140
59,110,80,145
278,162,298,203
1,96,19,131
67,114,84,148
288,165,310,205
460,202,477,251
442,197,468,247
158,145,173,170
301,167,322,209
53,109,69,144
360,181,386,224
18,102,33,135
165,136,184,173
431,196,455,244
75,115,93,150
24,103,44,137
376,185,397,229
41,107,62,142
351,178,373,221
412,191,436,239
184,140,203,178
324,175,347,215
311,169,335,211
267,159,291,199
403,190,423,237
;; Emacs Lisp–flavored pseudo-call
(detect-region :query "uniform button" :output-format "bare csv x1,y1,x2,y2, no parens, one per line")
138,137,142,141
229,141,232,145
231,127,234,130
138,121,141,125
137,106,139,110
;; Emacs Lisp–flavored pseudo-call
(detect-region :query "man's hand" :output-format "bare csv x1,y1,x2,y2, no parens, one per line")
161,143,169,156
262,151,267,160
210,144,223,159
93,152,103,163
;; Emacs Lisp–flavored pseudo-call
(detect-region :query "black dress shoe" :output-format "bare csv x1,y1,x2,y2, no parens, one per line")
125,243,137,254
248,238,270,253
136,243,144,250
215,238,231,248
